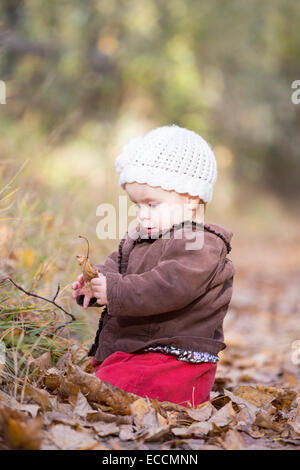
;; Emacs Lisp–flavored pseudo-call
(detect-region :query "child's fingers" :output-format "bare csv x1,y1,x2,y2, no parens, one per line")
91,277,105,287
91,285,105,293
72,275,85,290
72,287,82,298
72,284,91,298
83,293,92,309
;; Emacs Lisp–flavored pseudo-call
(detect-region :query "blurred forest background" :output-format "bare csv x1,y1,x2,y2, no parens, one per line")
0,0,300,450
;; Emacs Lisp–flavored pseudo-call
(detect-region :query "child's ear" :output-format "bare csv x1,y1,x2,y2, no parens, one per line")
199,198,207,214
186,195,200,211
188,196,207,220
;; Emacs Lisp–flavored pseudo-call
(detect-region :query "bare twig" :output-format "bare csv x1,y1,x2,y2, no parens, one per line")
0,277,75,324
52,284,60,302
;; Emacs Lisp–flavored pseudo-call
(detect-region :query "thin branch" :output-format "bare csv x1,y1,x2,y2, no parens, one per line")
52,284,60,302
0,277,75,322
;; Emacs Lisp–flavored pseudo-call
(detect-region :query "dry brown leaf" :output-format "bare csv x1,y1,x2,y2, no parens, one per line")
187,442,222,450
185,401,214,422
264,388,297,411
118,424,144,441
76,256,99,284
66,362,137,415
59,377,81,406
70,344,90,366
172,421,212,437
130,397,167,428
234,385,276,408
43,367,64,391
287,397,300,436
28,352,52,374
55,352,72,369
254,406,284,432
73,390,94,417
86,408,133,425
55,401,74,415
108,439,127,450
210,394,232,410
48,423,98,450
209,401,236,427
223,389,258,420
76,235,100,284
0,390,39,418
0,389,20,408
0,406,43,450
87,442,110,450
144,425,171,442
236,405,257,427
22,383,52,411
283,372,300,388
222,429,245,450
90,421,120,437
43,411,75,427
16,403,40,418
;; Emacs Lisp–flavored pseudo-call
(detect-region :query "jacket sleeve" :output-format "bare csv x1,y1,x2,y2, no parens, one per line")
76,250,119,308
105,233,222,316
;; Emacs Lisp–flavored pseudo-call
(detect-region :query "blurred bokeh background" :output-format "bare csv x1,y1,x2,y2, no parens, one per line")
0,1,299,382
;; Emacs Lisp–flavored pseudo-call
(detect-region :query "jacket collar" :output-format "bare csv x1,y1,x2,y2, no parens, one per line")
202,222,233,254
131,220,233,254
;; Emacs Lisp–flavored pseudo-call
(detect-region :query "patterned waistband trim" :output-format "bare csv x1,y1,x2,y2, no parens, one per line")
142,344,219,363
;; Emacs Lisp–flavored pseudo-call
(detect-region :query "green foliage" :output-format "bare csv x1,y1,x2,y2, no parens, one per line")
0,0,299,199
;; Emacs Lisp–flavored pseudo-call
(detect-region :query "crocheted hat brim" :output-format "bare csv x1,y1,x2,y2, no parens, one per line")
118,164,214,203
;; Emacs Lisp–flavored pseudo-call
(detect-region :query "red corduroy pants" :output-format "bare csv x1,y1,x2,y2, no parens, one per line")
91,351,217,408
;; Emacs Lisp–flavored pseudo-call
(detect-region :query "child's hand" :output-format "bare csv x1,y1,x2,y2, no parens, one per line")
71,274,93,309
90,273,108,305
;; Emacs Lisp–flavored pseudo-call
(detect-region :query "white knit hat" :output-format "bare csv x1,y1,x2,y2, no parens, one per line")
115,124,218,203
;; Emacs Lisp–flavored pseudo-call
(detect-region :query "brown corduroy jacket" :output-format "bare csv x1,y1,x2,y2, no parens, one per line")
76,220,235,363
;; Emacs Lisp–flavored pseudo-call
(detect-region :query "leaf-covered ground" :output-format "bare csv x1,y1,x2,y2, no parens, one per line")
0,235,300,450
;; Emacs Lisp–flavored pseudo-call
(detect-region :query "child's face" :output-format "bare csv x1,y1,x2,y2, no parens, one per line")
125,182,201,236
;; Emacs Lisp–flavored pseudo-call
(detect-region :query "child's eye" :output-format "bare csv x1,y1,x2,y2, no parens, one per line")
134,202,158,208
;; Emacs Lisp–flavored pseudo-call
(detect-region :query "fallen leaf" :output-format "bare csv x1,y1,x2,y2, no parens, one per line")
28,352,52,374
222,429,245,450
66,363,137,415
90,421,119,437
0,406,42,450
130,398,167,428
48,424,98,450
234,385,275,408
22,383,52,411
172,421,212,437
209,401,236,427
287,397,300,436
43,367,64,391
185,401,214,422
73,391,93,417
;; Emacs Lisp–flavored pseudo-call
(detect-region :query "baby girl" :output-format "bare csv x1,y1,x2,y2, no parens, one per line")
72,124,235,407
